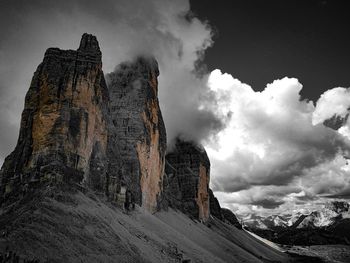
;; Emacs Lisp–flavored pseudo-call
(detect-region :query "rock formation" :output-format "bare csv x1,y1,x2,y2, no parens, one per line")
0,32,236,223
209,189,224,220
0,34,167,213
0,34,109,205
0,32,329,263
164,139,210,221
221,208,242,229
209,189,242,228
106,57,166,212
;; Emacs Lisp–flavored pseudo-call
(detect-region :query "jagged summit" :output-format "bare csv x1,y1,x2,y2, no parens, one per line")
0,33,310,263
0,34,109,205
110,56,160,94
0,35,167,213
44,33,102,63
106,55,166,212
78,33,101,53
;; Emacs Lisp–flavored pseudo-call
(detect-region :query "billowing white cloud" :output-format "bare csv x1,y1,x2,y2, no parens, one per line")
312,87,350,125
1,0,350,219
205,69,350,217
313,87,350,141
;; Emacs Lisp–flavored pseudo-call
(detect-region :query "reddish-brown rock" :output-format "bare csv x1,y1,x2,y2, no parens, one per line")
164,139,210,221
106,57,166,212
0,34,109,204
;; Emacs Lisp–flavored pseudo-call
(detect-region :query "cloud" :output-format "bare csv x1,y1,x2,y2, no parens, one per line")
1,0,350,218
0,0,222,164
205,69,350,216
300,155,350,196
252,199,284,209
312,87,350,125
313,87,350,141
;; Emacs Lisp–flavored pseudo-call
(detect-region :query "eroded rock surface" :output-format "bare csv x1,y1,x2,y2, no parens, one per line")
0,34,109,204
106,57,166,212
164,139,210,221
221,208,242,229
209,189,224,220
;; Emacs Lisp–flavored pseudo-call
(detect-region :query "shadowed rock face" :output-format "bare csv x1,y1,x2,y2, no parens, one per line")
323,113,349,130
221,208,242,229
0,34,109,204
209,189,223,220
209,189,242,228
164,139,210,221
106,57,167,212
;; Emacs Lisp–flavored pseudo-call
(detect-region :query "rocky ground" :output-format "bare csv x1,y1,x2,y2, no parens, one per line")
285,245,350,263
245,228,350,262
0,185,322,263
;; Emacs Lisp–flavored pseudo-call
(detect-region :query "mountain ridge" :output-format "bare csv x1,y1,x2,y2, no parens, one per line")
0,33,322,262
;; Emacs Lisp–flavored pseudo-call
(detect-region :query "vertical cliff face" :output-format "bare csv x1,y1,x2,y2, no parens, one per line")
164,139,210,221
0,34,109,204
209,189,242,228
221,208,242,229
106,57,166,212
209,189,223,220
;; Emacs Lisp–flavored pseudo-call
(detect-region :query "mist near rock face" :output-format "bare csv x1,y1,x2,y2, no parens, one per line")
1,0,350,218
0,0,224,165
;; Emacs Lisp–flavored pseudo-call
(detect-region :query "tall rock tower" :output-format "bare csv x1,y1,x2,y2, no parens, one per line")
164,139,210,221
106,57,167,212
0,34,109,204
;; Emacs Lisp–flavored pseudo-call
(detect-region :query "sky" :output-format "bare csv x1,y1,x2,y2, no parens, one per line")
1,0,350,218
190,0,350,101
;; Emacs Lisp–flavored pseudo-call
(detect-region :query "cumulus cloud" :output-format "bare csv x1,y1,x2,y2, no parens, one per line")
313,87,350,125
0,0,222,164
1,0,350,218
313,87,350,141
205,70,350,216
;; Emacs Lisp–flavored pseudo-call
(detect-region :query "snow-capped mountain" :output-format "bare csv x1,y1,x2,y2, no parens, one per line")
245,201,350,230
294,201,350,229
244,214,289,229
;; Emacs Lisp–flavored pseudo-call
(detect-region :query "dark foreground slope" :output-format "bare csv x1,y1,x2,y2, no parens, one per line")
0,186,316,263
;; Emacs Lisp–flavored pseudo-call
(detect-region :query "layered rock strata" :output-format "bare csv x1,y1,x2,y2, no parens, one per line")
0,34,109,204
106,57,166,212
209,189,224,220
164,139,210,221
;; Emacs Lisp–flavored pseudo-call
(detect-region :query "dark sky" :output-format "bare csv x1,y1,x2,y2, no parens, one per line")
190,0,350,101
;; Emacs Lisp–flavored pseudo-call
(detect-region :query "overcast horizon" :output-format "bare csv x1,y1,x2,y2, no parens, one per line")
1,0,350,219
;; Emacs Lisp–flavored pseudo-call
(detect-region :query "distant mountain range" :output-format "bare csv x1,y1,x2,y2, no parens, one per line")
245,201,350,245
245,201,350,230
